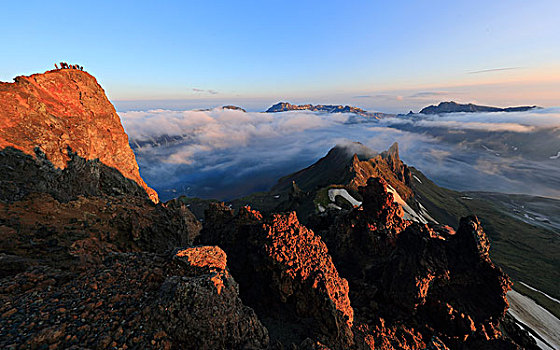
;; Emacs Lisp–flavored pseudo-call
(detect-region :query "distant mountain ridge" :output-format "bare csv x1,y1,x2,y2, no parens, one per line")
221,105,246,112
420,101,538,114
265,101,391,118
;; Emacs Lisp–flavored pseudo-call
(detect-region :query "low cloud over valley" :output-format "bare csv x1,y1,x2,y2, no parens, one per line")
120,107,560,201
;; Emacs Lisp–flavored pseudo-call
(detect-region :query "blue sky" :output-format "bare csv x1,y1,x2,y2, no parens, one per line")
1,0,559,112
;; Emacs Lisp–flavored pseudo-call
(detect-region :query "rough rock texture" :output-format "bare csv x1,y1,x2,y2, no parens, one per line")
0,191,201,271
308,178,410,281
0,67,537,350
0,248,269,349
199,205,354,349
153,246,269,349
307,177,532,349
272,142,413,201
0,69,158,202
348,142,413,200
0,69,201,272
0,147,150,203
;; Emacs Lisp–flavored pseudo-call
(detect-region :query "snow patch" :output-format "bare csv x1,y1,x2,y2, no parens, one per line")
418,202,438,224
386,185,428,224
328,189,362,207
327,203,342,210
550,151,560,160
507,290,560,350
324,186,436,225
413,175,423,184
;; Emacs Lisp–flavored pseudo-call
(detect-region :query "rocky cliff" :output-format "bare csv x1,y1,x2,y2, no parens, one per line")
0,68,158,202
199,205,355,348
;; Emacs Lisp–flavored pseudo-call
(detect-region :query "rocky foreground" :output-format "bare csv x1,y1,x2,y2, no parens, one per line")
0,69,539,349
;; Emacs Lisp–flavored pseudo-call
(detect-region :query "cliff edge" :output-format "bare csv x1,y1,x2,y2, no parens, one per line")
0,68,158,202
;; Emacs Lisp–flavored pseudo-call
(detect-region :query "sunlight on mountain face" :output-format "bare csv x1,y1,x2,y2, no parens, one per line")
120,107,560,201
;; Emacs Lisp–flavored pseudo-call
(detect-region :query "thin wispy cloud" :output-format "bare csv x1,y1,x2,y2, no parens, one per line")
354,92,451,102
409,91,449,98
191,88,219,95
352,94,403,101
468,67,521,74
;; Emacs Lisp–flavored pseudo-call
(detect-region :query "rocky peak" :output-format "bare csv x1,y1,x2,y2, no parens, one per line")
273,142,412,201
359,177,403,221
0,69,158,202
199,206,355,348
454,216,492,262
349,143,413,201
380,142,399,163
307,177,518,349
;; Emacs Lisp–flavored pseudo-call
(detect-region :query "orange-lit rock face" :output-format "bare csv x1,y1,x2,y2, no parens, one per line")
175,246,228,272
200,205,355,348
263,211,354,331
0,69,158,202
349,142,414,201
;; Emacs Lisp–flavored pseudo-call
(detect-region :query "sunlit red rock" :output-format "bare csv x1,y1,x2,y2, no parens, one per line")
0,69,158,202
199,204,355,348
308,177,519,349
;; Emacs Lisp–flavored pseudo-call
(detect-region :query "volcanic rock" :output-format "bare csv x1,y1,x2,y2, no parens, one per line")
199,204,354,349
0,69,158,202
307,177,527,349
0,248,268,349
0,190,201,270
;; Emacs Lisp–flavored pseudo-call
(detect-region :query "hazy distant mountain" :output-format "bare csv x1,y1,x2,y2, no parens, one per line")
221,105,246,112
420,101,538,114
265,101,392,118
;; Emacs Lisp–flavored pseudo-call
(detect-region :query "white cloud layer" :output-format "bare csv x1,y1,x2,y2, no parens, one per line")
119,107,560,201
121,108,338,165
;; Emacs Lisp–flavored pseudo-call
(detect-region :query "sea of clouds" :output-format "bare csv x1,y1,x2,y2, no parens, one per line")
119,107,560,201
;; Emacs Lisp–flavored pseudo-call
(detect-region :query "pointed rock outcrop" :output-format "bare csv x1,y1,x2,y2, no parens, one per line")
199,204,354,348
